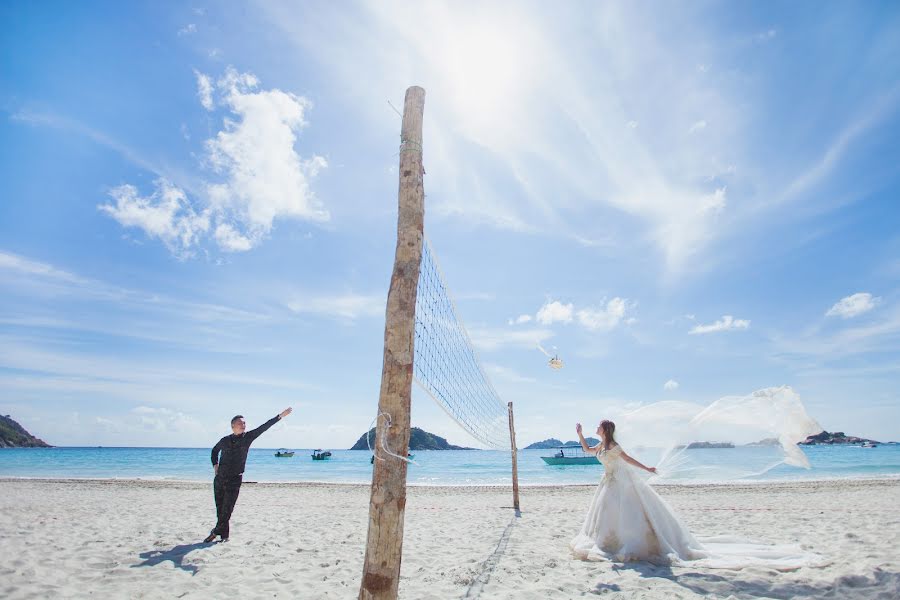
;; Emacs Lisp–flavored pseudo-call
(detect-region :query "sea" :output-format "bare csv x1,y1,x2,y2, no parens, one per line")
1,445,899,485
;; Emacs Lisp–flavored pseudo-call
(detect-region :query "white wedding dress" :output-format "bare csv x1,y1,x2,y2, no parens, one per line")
570,445,824,570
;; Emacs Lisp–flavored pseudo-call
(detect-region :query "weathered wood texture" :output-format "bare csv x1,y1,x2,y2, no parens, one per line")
359,86,426,600
508,402,520,511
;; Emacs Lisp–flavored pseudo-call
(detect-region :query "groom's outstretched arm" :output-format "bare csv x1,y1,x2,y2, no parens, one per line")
246,407,293,442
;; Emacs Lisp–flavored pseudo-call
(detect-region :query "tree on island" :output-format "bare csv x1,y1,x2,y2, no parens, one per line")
349,427,474,451
0,415,52,448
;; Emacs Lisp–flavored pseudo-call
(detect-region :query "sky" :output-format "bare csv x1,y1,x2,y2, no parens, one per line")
1,1,899,449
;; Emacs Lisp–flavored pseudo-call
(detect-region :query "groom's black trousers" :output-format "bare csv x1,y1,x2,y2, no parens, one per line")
213,474,242,538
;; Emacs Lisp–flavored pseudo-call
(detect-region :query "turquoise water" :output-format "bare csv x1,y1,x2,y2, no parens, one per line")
1,445,899,485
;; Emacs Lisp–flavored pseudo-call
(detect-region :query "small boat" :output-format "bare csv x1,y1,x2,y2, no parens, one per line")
274,449,295,457
862,442,878,448
311,449,333,461
541,446,600,465
370,453,415,464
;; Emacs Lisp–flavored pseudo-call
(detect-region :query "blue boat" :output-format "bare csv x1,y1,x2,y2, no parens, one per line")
541,446,600,465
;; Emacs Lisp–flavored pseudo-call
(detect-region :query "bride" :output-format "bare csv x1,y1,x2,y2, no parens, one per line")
570,419,823,569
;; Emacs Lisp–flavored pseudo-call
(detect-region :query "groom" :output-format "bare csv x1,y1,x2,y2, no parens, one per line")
204,407,293,542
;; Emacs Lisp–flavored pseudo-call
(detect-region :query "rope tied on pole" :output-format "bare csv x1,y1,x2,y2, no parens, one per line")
366,412,419,465
399,138,423,153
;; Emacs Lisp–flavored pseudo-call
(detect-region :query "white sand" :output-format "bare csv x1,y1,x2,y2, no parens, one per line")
1,478,898,599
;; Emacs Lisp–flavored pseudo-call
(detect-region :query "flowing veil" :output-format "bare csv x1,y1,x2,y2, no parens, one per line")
613,386,823,481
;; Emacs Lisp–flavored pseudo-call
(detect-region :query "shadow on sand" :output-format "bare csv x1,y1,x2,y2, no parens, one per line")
133,541,217,576
592,563,900,599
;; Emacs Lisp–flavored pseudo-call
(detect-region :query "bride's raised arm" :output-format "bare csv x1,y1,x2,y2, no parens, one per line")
575,423,602,454
619,448,658,474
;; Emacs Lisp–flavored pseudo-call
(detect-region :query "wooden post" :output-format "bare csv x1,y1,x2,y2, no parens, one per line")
508,401,520,512
358,86,426,600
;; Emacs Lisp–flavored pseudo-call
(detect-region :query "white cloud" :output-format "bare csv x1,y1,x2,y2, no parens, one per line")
689,315,751,335
131,406,202,433
99,179,210,258
826,292,880,319
0,250,268,328
774,91,899,211
576,297,629,331
287,292,384,320
772,305,900,359
755,29,777,43
536,300,574,325
87,406,214,442
195,70,214,110
626,120,638,129
0,251,85,284
178,23,197,36
0,338,315,400
0,252,272,355
508,314,533,325
470,326,554,352
688,120,707,134
102,67,328,256
663,379,679,391
484,363,537,384
573,234,614,248
533,297,633,332
204,67,329,249
700,187,727,214
12,109,188,192
214,222,253,252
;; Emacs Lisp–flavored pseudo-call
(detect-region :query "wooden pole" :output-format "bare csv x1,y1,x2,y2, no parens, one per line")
508,401,520,512
358,86,426,600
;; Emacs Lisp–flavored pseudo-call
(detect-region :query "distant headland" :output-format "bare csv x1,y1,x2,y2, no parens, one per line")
349,427,474,451
524,438,600,449
0,415,52,448
678,441,735,449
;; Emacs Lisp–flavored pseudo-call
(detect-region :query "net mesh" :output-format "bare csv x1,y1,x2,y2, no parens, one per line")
414,239,510,449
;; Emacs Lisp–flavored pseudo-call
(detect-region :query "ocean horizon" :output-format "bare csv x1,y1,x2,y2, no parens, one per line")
2,445,899,486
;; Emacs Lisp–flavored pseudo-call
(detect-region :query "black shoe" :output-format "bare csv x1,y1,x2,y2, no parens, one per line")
220,537,229,542
203,531,217,543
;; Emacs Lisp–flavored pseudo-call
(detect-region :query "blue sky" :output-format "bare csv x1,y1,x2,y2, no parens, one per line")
2,1,899,448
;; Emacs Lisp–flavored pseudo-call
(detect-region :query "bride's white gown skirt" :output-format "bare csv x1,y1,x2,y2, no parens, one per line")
569,446,824,570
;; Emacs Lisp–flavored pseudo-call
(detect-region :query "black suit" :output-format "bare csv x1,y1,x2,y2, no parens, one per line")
210,416,280,538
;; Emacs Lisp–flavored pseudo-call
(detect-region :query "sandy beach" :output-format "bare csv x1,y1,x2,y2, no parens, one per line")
0,477,897,599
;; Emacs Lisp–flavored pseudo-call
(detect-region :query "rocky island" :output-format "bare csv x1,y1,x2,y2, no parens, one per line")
349,427,473,451
684,441,735,449
524,437,599,449
746,438,781,446
0,415,52,448
799,431,881,445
